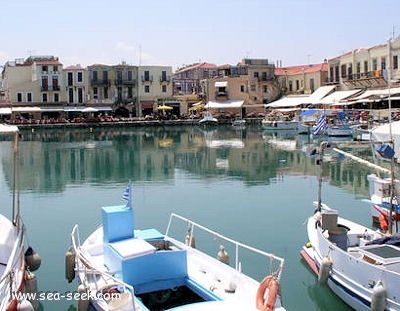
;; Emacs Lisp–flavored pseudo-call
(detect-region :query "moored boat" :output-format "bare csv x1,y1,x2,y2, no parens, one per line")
301,141,400,311
68,184,286,311
199,110,218,126
0,124,41,311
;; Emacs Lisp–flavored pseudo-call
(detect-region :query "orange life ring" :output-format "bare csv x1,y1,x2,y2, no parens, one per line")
379,214,389,231
256,275,279,311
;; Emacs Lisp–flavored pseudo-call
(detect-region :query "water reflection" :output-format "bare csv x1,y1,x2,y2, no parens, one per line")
0,125,379,199
0,125,386,311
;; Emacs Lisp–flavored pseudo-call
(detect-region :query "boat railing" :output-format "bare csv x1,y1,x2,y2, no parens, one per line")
0,221,25,310
165,213,285,281
70,225,137,310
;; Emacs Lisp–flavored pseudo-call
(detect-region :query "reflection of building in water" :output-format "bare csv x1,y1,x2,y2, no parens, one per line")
0,127,374,196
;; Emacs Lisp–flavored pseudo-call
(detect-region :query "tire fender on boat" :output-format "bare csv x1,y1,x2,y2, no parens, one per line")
24,246,41,272
256,275,279,311
318,256,332,285
371,280,386,311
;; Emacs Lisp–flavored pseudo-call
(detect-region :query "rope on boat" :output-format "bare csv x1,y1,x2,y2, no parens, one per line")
332,147,391,175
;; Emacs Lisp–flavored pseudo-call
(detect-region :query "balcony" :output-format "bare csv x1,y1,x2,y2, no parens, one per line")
341,70,387,87
115,79,137,86
159,76,171,83
91,79,111,86
141,76,153,83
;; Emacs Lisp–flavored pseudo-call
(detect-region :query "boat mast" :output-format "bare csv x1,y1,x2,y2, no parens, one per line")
12,130,20,228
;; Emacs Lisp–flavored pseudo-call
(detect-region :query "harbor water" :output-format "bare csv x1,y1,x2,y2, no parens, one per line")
0,125,379,310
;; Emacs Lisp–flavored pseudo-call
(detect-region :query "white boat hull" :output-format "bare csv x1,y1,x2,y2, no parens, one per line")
305,210,400,310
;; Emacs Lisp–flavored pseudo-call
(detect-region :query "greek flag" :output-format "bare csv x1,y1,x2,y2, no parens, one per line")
122,181,133,208
313,113,327,135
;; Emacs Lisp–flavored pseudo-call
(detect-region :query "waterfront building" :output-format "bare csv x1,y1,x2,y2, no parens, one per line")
275,62,329,95
1,55,65,121
203,59,279,117
138,65,173,116
327,36,400,89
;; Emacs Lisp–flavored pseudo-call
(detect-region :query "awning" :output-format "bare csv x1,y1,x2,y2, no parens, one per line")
265,96,309,108
12,107,41,112
41,107,64,112
0,108,12,114
300,109,318,117
306,85,337,104
205,100,244,109
349,87,400,103
0,124,18,133
319,90,362,106
215,81,228,87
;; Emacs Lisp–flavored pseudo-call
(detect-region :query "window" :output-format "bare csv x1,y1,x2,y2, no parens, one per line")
77,72,83,83
102,70,108,81
42,93,47,102
335,66,339,82
93,87,98,99
372,58,378,71
381,57,386,70
54,93,59,102
68,88,74,103
117,70,123,81
128,71,133,81
78,88,83,103
356,62,361,74
27,93,32,102
17,93,22,102
263,85,268,93
104,87,108,99
144,70,150,81
341,64,346,78
162,85,167,92
67,72,73,86
330,67,334,82
128,87,133,98
145,85,150,93
288,81,293,92
262,72,267,81
93,71,98,81
42,76,48,90
394,55,399,70
310,78,315,92
240,85,245,92
296,80,299,90
53,66,58,73
250,84,256,92
52,76,59,90
161,71,167,82
364,61,368,73
42,65,48,73
347,64,353,78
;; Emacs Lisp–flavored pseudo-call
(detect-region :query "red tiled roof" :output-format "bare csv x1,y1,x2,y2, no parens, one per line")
275,63,328,76
177,62,217,73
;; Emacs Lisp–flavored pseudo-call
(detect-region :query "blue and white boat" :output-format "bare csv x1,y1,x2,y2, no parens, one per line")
68,184,286,311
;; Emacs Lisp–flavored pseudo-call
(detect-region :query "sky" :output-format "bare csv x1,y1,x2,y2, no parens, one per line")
1,0,400,71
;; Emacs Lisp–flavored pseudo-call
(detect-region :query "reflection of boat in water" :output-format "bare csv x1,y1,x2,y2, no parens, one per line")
68,185,286,311
206,139,244,149
232,118,246,128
